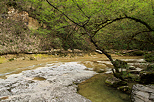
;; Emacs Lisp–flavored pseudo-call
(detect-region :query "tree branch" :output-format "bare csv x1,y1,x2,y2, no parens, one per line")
72,0,90,19
94,15,154,35
132,37,154,46
126,30,154,47
124,14,153,31
46,0,83,27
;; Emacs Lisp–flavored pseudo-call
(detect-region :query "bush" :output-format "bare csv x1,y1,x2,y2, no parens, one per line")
146,65,154,71
144,53,154,62
132,51,144,56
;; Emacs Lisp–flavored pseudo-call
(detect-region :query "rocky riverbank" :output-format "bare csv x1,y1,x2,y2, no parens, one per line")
0,62,96,102
1,53,153,102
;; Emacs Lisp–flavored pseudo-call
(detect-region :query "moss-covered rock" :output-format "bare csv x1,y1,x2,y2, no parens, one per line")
117,86,131,94
105,76,127,88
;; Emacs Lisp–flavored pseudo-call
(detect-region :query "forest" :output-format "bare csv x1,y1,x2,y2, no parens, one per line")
1,0,154,74
0,0,154,53
0,0,154,102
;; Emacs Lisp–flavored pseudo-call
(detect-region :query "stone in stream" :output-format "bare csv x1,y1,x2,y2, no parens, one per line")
105,76,127,88
129,66,136,70
129,67,143,74
131,84,154,102
0,62,96,102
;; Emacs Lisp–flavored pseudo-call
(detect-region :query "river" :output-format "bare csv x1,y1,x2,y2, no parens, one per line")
0,53,146,102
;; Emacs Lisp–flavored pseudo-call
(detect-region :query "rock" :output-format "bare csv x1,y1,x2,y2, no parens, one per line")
131,84,154,102
149,93,154,100
121,59,146,63
29,57,36,60
77,53,83,56
129,68,143,74
129,71,140,74
0,62,96,102
139,71,154,84
105,76,127,88
129,66,136,70
95,50,102,54
73,49,82,53
117,86,131,94
105,70,113,74
67,49,73,53
98,69,105,73
0,96,9,101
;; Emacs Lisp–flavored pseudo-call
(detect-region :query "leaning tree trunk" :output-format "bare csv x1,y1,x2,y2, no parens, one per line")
83,27,120,74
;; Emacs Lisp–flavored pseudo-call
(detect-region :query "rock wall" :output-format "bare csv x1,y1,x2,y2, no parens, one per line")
7,7,39,30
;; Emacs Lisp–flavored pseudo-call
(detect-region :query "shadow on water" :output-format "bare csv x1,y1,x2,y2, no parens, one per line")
78,74,130,102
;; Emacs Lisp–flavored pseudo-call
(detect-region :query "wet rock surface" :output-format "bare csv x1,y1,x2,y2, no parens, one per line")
0,62,96,102
131,84,154,102
105,76,127,88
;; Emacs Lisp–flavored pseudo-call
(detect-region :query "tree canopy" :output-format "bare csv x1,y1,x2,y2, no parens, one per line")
1,0,154,51
44,0,154,75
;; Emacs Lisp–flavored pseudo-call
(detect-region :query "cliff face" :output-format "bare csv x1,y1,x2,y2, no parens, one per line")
7,6,39,30
0,6,41,55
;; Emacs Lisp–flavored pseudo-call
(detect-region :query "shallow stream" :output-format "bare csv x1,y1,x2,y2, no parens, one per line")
0,54,147,102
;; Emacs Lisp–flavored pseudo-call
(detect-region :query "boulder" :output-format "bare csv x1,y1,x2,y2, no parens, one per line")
131,84,154,102
105,76,127,88
129,66,136,70
117,86,131,94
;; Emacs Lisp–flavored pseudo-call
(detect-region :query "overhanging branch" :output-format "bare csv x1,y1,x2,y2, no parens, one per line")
46,0,83,27
72,0,90,19
94,15,154,34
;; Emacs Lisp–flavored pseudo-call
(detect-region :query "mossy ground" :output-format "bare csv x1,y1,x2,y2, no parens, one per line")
0,56,7,64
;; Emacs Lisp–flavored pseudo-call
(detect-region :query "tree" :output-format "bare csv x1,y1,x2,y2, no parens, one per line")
46,0,154,79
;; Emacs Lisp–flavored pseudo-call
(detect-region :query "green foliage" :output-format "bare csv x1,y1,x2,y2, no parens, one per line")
132,51,144,56
146,65,154,71
8,58,14,61
144,53,154,62
1,0,154,52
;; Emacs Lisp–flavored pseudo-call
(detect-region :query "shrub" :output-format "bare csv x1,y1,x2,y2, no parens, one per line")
144,53,154,62
132,51,144,56
146,65,154,71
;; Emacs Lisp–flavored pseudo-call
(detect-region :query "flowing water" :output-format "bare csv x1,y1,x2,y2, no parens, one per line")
0,53,146,102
